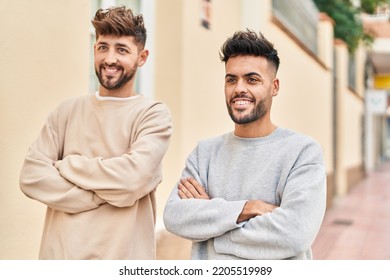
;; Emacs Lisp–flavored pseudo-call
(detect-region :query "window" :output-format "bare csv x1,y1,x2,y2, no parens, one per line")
272,0,319,55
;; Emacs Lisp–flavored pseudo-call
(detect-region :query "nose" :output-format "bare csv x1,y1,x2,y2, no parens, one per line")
235,79,248,94
104,50,117,65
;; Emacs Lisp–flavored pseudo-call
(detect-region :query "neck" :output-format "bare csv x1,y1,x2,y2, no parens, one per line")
98,80,136,98
234,118,277,138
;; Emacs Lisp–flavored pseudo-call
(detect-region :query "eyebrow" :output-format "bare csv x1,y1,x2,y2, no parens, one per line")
225,72,263,79
96,41,131,49
114,43,131,49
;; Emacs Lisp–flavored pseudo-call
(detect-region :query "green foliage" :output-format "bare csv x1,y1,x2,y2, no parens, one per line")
360,0,390,14
313,0,382,53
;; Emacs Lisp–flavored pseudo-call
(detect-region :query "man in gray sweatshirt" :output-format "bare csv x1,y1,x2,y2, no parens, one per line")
163,30,326,260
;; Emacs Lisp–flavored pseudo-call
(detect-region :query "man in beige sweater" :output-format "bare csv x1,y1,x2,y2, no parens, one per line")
19,6,173,259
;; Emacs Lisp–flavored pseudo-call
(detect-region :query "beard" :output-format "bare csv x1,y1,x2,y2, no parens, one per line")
227,97,268,124
95,64,137,90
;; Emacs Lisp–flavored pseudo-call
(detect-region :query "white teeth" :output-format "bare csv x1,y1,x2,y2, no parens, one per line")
103,67,120,75
105,67,117,72
235,100,250,105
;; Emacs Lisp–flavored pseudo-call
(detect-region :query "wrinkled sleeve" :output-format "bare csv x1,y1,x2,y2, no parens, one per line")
163,144,247,242
55,104,173,208
19,109,105,214
213,143,327,259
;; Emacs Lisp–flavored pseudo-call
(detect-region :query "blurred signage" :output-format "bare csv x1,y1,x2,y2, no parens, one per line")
374,74,390,89
366,90,388,114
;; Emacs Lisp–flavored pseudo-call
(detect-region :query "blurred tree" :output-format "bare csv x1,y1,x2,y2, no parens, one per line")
360,0,390,14
313,0,388,53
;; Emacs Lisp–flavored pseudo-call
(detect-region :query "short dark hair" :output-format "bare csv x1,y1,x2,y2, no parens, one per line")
220,29,280,73
92,6,147,48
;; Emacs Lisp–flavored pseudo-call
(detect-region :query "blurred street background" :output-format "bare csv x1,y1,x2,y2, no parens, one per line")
312,161,390,259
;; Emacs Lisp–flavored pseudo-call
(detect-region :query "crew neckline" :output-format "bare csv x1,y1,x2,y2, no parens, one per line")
95,91,140,101
232,127,281,140
228,127,290,145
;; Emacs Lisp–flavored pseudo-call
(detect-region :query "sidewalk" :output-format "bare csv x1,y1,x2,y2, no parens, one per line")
312,161,390,259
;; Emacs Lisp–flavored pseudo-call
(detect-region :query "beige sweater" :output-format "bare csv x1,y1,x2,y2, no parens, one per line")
19,93,173,259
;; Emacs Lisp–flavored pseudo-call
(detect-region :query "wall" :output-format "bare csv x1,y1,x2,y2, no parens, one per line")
0,0,91,259
345,89,365,189
270,25,333,173
334,41,366,196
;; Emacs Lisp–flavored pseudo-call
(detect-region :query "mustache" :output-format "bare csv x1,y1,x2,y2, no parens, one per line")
99,63,123,70
230,93,254,103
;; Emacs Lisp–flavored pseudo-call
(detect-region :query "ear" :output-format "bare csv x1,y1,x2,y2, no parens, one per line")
272,78,279,97
137,49,149,67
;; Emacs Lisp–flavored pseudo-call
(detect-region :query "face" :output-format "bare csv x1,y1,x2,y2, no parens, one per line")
224,55,279,125
94,35,148,92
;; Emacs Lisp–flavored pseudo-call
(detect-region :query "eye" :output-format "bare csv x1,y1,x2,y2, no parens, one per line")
118,48,129,54
247,77,259,84
97,45,107,51
225,77,236,84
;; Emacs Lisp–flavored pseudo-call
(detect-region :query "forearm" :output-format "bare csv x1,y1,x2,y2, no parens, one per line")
20,147,104,214
214,206,323,259
215,165,327,259
237,200,278,223
55,106,172,208
163,187,247,241
56,151,165,208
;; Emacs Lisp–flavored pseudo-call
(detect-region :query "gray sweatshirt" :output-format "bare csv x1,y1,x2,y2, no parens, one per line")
163,127,326,259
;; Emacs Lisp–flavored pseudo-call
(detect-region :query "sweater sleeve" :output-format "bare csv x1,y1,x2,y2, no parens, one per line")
163,145,248,242
213,143,327,259
19,110,105,214
55,104,173,208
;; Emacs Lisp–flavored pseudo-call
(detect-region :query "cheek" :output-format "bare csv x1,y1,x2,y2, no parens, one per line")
124,57,138,67
93,59,100,69
224,86,232,100
224,83,235,93
94,53,104,64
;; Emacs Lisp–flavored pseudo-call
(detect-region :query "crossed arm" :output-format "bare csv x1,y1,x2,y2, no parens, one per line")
178,177,278,223
163,144,326,259
166,171,326,259
20,103,173,213
19,111,103,214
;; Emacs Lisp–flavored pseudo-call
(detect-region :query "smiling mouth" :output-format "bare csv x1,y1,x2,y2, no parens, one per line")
101,65,123,76
234,100,252,105
231,96,254,109
104,67,119,75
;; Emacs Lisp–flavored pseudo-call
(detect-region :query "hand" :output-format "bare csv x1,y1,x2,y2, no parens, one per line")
237,200,278,223
178,177,210,200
